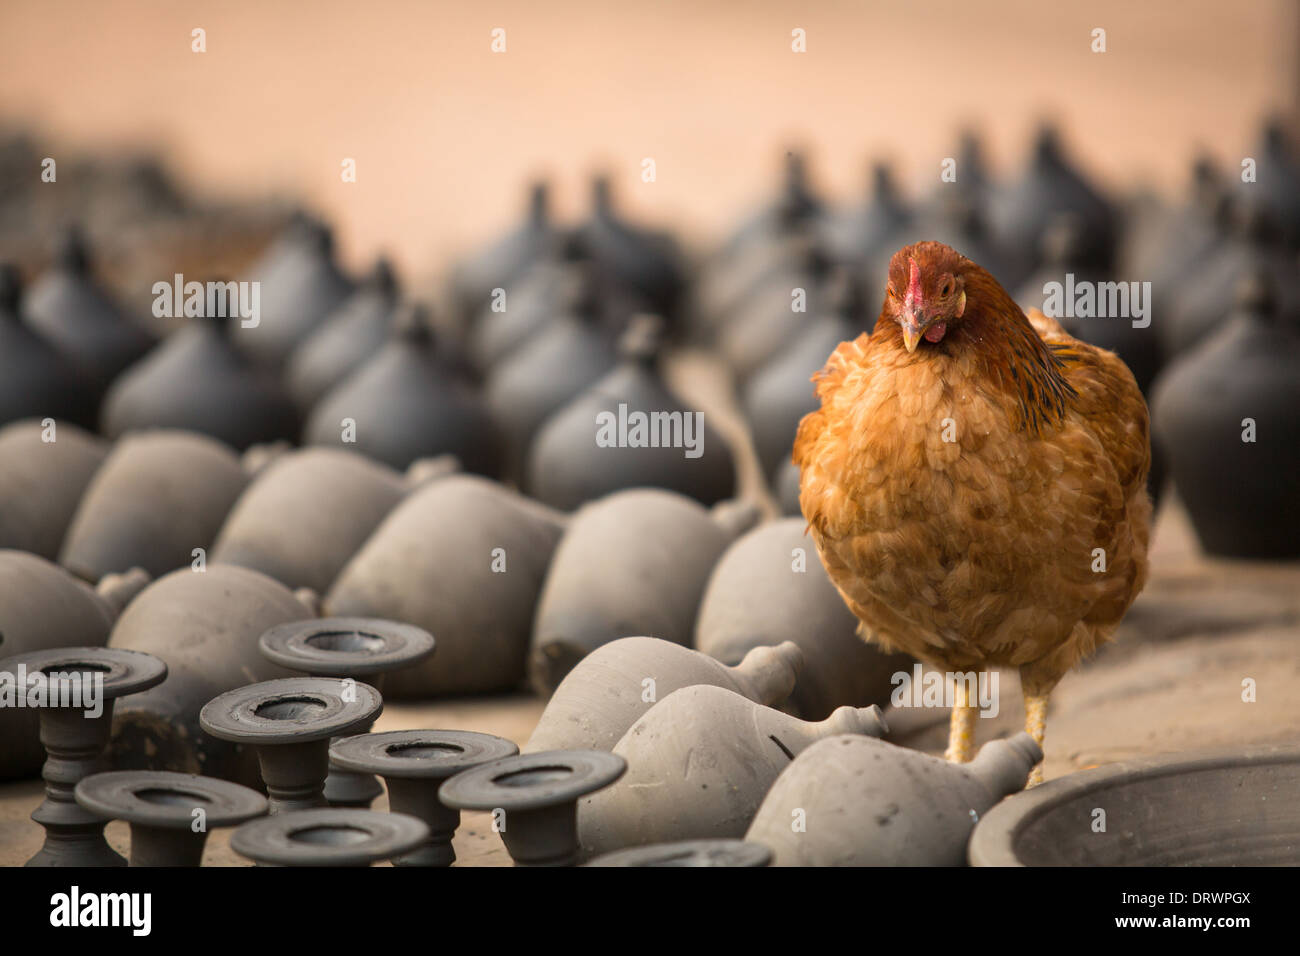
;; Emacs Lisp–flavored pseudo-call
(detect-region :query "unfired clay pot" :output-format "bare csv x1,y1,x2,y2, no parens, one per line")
327,475,567,697
58,430,250,581
578,685,887,855
745,732,1041,866
695,518,912,719
525,636,804,753
106,564,312,785
0,419,107,559
211,447,424,593
529,490,757,694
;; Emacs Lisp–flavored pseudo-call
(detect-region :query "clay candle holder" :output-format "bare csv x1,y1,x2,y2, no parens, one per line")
586,839,773,867
329,729,519,866
258,618,435,807
229,808,429,867
439,750,625,866
199,677,382,814
75,770,267,866
0,647,167,867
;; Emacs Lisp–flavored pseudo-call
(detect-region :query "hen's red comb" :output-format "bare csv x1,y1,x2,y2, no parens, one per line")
905,256,924,313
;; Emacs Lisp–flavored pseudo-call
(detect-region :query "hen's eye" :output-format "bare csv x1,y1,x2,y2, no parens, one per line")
940,281,953,297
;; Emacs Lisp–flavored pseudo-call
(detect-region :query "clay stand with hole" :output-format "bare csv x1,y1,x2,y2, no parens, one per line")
229,808,429,867
440,750,625,866
585,839,772,867
258,618,434,808
330,729,519,865
75,770,267,866
199,677,382,814
0,647,167,866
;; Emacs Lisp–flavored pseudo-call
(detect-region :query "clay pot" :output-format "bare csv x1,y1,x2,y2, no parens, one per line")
578,685,888,854
22,226,156,386
450,181,560,325
485,270,619,483
819,162,913,267
695,231,815,345
525,636,804,752
59,430,250,581
746,732,1041,865
75,770,268,866
0,264,95,428
1126,155,1228,300
101,305,300,450
716,151,824,263
989,125,1117,276
1232,118,1300,249
233,218,353,367
1151,270,1300,558
0,419,107,559
742,271,867,479
527,318,737,509
211,447,417,593
586,839,772,867
529,490,757,694
469,259,575,372
1163,204,1300,358
874,192,1021,293
923,130,993,216
968,742,1300,865
0,551,136,780
303,305,503,475
326,475,567,697
106,564,313,785
285,257,401,410
695,518,912,719
231,808,429,867
0,646,168,866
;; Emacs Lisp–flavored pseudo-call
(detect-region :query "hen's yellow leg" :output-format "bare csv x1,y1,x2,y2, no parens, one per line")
1024,692,1048,787
945,677,977,763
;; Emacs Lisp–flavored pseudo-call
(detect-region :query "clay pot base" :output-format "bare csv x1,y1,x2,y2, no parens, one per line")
330,729,519,866
969,743,1300,866
586,839,772,867
440,750,626,866
75,770,267,866
200,678,382,814
230,808,428,867
0,647,168,867
259,618,435,808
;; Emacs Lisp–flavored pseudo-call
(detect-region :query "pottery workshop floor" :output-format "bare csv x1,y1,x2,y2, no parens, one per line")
1,495,1297,867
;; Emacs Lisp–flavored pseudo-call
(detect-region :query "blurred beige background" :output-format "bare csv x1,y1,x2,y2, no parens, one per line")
1,0,1295,278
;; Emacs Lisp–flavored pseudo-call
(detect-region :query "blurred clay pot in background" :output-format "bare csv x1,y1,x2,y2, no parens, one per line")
746,732,1041,865
525,636,804,752
58,430,250,581
578,685,887,855
327,475,567,697
695,518,912,719
0,418,107,559
529,490,757,695
106,564,310,785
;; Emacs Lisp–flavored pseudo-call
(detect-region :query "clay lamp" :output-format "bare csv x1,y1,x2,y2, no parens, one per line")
199,677,382,815
229,808,429,867
586,839,773,868
329,729,519,866
74,770,267,866
0,647,167,867
258,618,435,808
439,750,625,866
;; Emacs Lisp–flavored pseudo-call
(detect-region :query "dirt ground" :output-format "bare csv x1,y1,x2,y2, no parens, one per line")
2,489,1296,867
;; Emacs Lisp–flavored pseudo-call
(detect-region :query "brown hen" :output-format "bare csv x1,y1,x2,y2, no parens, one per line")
793,241,1150,783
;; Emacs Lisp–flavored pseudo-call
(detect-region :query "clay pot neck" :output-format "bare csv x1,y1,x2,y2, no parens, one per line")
965,732,1042,798
528,182,550,224
816,704,889,739
728,642,804,706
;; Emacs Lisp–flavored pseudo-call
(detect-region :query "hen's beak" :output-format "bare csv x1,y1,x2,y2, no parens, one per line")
901,317,924,353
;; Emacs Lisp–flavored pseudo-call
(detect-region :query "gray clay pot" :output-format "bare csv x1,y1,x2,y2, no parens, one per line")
0,550,135,780
106,564,312,785
211,447,420,593
58,430,250,581
695,518,912,719
525,636,804,753
578,684,887,855
326,475,567,697
968,742,1300,866
529,490,757,695
0,419,107,559
745,732,1041,866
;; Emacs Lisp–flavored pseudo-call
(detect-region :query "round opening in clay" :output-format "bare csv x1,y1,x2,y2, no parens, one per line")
288,824,372,847
304,630,387,654
494,765,573,787
254,696,330,720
